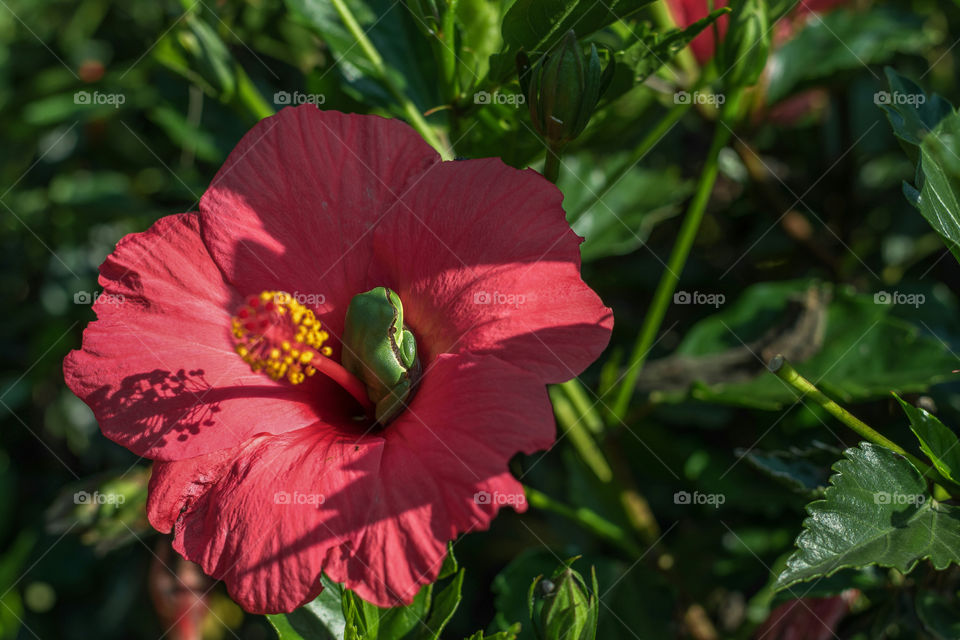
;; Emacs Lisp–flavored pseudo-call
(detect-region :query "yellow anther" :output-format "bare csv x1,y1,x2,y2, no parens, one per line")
231,290,333,386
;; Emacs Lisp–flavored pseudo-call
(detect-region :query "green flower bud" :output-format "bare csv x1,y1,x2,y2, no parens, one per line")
341,286,421,424
528,557,599,640
518,31,613,147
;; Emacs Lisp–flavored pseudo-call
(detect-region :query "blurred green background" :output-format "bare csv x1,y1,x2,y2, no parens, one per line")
3,0,960,638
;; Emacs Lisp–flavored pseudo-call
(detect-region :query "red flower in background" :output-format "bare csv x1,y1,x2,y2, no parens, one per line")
665,0,849,64
64,106,612,613
753,591,858,640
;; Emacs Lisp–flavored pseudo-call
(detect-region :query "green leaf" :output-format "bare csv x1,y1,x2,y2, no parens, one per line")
464,626,521,640
420,569,465,639
489,0,655,82
917,592,960,640
437,541,459,580
153,13,236,100
640,281,956,409
776,443,960,592
559,154,693,262
896,394,960,485
879,68,954,164
455,0,503,90
617,8,730,84
915,110,960,263
740,441,842,496
766,8,936,104
267,575,344,640
286,0,441,112
367,584,432,640
718,0,770,90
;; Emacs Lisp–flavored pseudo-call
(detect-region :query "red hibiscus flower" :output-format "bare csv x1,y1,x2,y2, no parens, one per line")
665,0,849,64
63,106,612,613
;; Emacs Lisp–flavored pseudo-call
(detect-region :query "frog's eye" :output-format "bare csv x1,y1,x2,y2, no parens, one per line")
399,329,417,369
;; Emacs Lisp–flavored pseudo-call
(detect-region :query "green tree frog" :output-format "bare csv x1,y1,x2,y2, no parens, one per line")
341,286,421,424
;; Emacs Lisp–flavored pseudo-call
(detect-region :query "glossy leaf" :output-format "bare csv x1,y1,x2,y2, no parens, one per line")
776,443,960,592
880,68,953,164
915,110,960,263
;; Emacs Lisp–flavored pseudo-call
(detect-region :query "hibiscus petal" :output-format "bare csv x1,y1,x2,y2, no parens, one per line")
63,213,350,461
199,105,441,342
159,425,385,614
155,354,552,612
324,353,555,606
371,158,613,383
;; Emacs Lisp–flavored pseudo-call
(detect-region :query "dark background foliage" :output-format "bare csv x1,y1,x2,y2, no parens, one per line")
3,0,960,638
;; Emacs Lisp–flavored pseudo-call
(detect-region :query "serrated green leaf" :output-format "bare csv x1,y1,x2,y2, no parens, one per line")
776,443,960,592
896,394,960,486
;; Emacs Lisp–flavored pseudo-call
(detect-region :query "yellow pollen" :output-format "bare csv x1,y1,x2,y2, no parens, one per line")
231,290,332,385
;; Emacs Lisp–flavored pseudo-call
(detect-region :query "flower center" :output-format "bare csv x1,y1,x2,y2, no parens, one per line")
231,291,332,385
231,291,373,412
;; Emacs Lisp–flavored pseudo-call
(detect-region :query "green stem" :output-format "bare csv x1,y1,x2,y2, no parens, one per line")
543,144,562,183
550,386,613,482
608,90,743,422
560,379,604,435
440,0,458,99
768,355,929,471
524,485,643,558
330,0,452,160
